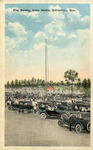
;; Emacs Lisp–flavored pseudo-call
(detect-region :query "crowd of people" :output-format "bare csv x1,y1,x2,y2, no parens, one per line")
5,87,90,113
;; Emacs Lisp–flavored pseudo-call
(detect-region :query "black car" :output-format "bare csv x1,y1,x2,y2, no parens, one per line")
8,101,19,111
37,101,69,119
8,100,33,113
72,101,90,112
18,101,33,113
58,111,90,133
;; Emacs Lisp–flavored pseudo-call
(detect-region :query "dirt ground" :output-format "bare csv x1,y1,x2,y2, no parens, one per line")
5,108,90,146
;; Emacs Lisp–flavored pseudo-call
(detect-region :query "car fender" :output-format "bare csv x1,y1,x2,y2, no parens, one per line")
40,111,47,115
56,109,63,113
60,111,70,118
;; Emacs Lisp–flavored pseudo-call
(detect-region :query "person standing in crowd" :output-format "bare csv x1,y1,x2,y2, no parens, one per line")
7,97,11,105
69,115,76,131
32,99,37,114
15,98,19,104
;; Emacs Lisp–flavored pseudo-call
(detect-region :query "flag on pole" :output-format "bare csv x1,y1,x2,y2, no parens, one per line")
47,85,54,91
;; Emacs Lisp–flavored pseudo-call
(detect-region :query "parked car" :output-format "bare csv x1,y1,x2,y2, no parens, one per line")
8,100,33,113
58,111,90,133
72,101,90,112
8,102,19,111
18,101,33,113
37,101,69,119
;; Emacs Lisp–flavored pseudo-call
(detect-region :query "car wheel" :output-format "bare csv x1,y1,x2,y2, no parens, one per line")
8,106,11,110
75,124,82,133
58,119,63,127
40,113,47,119
87,122,90,132
24,109,28,114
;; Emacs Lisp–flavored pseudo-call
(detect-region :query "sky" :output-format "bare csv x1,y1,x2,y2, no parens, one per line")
5,4,90,83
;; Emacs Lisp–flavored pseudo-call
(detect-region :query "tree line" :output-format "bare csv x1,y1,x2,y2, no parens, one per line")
5,77,64,87
5,69,91,88
5,77,90,88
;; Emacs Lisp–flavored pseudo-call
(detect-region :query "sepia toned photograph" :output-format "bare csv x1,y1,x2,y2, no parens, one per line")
0,0,92,148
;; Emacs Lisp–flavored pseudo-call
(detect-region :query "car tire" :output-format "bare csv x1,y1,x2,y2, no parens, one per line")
40,113,47,119
24,109,28,114
8,106,11,110
87,122,90,132
58,119,63,127
75,124,82,133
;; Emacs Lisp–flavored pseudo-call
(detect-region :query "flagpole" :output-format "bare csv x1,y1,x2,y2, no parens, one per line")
45,39,47,99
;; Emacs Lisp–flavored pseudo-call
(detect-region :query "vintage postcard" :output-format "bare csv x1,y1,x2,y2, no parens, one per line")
0,0,93,149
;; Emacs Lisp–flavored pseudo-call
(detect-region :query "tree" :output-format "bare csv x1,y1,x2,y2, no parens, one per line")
39,79,42,85
82,79,87,87
60,81,64,85
31,77,35,85
15,79,18,86
66,80,70,86
64,69,78,97
77,78,81,87
6,81,10,87
24,79,27,86
11,80,14,87
87,79,91,87
82,79,91,88
34,78,37,85
37,78,40,85
27,80,31,86
18,80,21,86
49,80,53,85
21,80,24,85
42,80,45,86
